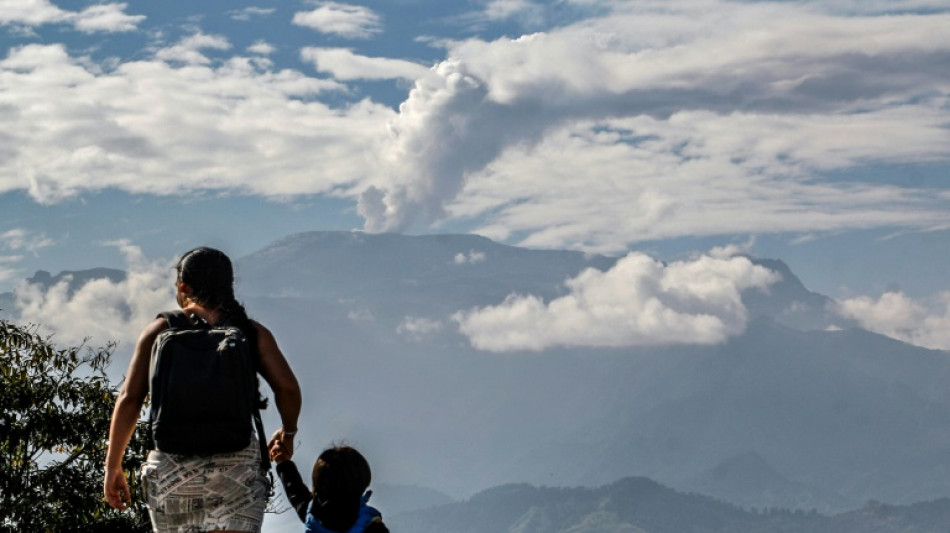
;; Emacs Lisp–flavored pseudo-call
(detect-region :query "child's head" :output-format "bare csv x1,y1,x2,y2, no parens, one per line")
312,445,372,506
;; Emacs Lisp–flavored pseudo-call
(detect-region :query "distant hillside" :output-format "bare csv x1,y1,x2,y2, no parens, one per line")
389,477,950,533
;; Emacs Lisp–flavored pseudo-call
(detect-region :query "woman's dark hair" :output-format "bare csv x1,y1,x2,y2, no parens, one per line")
310,445,372,531
176,247,242,318
176,247,267,409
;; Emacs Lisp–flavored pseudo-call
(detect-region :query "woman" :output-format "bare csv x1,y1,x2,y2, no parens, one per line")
104,247,302,533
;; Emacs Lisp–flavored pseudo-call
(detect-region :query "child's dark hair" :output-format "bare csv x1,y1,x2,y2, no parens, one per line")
311,445,372,531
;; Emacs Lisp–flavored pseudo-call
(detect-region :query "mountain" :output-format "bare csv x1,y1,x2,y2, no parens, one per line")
388,476,950,533
235,232,838,331
230,232,950,510
6,231,950,513
235,231,617,315
740,258,852,331
684,452,851,512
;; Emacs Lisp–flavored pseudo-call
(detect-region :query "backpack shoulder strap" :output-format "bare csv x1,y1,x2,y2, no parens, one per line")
253,411,271,475
157,310,192,329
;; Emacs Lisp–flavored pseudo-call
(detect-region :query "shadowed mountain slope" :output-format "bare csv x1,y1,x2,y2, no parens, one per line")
389,476,950,533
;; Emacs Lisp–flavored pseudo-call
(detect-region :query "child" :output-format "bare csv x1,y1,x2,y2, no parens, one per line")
271,441,390,533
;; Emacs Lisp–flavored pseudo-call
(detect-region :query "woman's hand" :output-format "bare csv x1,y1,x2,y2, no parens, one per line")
269,440,292,464
268,427,296,460
103,468,131,510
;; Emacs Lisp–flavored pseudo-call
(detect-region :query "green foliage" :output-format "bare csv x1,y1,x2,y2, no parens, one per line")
0,318,150,532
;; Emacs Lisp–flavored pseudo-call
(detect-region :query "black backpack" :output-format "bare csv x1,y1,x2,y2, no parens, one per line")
148,310,269,471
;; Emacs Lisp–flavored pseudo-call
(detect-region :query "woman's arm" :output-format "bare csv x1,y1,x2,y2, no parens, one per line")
254,321,302,457
103,317,165,509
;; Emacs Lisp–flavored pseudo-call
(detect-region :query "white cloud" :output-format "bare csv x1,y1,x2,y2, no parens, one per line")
835,291,950,350
300,47,430,81
0,266,17,285
12,241,175,347
447,107,950,253
229,6,276,21
357,1,950,251
482,0,547,28
0,228,52,286
453,250,486,265
481,0,544,21
155,32,232,65
453,252,779,352
707,238,756,260
3,0,950,258
248,41,277,55
0,0,69,26
73,3,144,33
456,0,546,30
347,308,375,322
397,316,443,340
292,2,383,39
0,0,143,33
0,228,55,254
0,43,392,204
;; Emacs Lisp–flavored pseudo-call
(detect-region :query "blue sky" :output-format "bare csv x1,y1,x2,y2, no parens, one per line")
2,0,950,350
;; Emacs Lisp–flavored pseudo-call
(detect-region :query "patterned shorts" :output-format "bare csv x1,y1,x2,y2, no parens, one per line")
141,439,268,533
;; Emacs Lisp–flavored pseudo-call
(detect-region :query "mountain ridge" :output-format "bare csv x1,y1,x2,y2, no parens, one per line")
389,475,950,533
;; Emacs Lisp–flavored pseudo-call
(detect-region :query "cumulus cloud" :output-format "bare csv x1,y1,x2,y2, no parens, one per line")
155,32,232,65
453,252,780,352
12,241,175,348
292,2,383,39
300,47,430,81
397,316,443,340
73,3,144,33
0,0,68,26
835,291,950,350
247,41,276,55
707,238,756,260
453,250,486,265
0,42,392,204
358,1,950,250
0,0,143,32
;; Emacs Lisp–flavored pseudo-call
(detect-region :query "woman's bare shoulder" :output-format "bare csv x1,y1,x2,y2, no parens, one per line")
138,316,169,345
